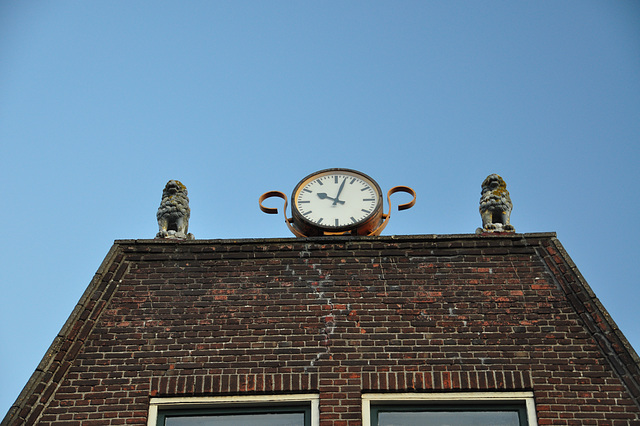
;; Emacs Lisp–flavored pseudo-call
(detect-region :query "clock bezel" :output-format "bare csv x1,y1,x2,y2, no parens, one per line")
291,168,384,235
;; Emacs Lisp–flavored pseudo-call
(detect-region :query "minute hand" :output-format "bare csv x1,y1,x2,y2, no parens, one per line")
333,178,347,205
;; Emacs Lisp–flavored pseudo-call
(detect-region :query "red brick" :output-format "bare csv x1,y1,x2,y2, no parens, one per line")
4,235,640,425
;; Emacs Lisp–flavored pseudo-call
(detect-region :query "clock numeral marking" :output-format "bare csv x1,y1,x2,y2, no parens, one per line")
317,218,323,224
362,198,375,201
350,216,357,223
299,200,310,203
335,219,339,226
304,211,312,216
334,176,338,184
362,209,371,213
303,188,312,193
360,187,370,191
350,178,356,184
317,180,323,185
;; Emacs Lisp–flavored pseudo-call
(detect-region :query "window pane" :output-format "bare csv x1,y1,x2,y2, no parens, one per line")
378,410,520,426
165,412,304,426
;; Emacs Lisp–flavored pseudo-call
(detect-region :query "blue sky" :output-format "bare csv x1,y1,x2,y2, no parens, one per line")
1,1,639,416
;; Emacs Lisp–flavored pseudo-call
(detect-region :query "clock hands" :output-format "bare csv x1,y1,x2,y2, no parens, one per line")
333,178,347,205
316,177,348,205
316,177,349,207
316,192,345,204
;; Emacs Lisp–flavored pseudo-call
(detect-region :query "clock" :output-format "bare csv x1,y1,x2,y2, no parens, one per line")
291,168,383,236
259,168,416,237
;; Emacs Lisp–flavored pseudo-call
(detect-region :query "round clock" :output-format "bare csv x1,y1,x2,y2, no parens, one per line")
259,168,416,237
291,168,383,236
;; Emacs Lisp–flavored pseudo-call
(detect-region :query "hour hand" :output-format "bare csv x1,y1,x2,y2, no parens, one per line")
317,192,345,204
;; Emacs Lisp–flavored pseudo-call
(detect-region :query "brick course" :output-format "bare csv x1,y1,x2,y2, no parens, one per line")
3,233,640,425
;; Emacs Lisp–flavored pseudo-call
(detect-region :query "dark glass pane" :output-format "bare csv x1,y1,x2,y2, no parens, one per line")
378,410,520,426
165,412,304,426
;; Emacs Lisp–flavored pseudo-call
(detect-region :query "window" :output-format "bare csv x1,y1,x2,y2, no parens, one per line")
158,406,308,426
148,395,319,426
363,392,537,426
372,403,527,426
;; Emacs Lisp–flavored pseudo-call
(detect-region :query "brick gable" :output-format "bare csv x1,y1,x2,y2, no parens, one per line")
4,234,640,425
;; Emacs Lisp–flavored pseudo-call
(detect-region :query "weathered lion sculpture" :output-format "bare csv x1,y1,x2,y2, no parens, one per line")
156,180,194,240
476,174,515,233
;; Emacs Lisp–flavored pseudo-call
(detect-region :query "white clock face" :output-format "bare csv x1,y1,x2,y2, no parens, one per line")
294,170,381,229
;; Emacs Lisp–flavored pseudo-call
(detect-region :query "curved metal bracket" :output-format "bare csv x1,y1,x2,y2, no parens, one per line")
368,185,416,236
259,191,286,215
259,191,306,237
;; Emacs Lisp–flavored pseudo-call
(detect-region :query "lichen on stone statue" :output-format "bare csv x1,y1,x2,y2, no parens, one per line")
156,180,194,240
476,174,515,234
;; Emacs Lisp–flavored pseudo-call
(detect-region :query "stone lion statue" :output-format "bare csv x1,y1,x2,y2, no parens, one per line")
156,180,194,240
476,174,515,233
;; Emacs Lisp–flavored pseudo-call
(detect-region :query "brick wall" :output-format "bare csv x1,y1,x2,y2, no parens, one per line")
4,234,640,425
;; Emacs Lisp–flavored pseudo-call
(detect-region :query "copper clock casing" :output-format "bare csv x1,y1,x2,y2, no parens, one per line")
291,168,384,236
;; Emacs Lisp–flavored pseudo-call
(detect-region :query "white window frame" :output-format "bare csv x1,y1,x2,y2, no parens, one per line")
148,394,320,426
362,391,537,426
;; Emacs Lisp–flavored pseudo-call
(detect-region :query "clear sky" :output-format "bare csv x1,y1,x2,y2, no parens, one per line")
1,1,639,416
